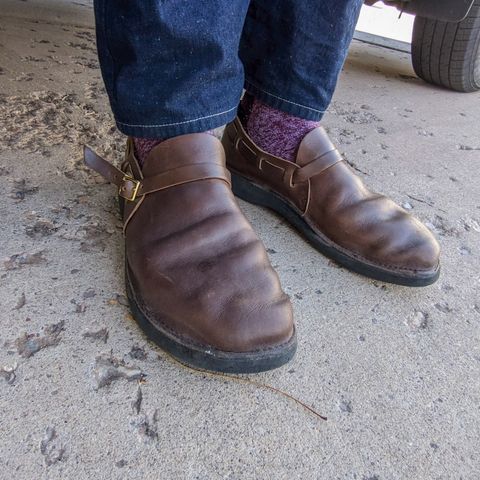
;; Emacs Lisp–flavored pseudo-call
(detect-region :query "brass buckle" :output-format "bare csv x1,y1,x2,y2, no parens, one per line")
119,175,140,202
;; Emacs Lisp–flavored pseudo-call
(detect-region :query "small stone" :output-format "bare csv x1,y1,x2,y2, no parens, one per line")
14,332,59,358
40,427,65,466
116,294,129,306
115,460,128,468
10,321,64,358
44,321,65,336
15,293,26,310
457,144,480,151
25,218,56,238
40,427,55,455
92,354,144,390
130,410,158,444
338,399,352,413
401,202,413,210
129,345,147,361
406,311,428,330
73,301,86,313
1,363,17,384
434,303,452,314
4,251,46,270
417,129,434,137
132,386,143,414
78,224,112,252
82,288,96,299
10,179,38,201
82,327,108,344
425,215,460,237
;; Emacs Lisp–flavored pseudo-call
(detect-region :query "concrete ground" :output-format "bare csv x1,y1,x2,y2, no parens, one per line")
1,1,479,479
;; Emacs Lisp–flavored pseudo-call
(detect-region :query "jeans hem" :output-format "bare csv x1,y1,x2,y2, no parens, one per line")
244,80,326,121
115,106,238,138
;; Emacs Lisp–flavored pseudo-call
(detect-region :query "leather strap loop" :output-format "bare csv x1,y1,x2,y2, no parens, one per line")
136,163,231,197
293,148,344,185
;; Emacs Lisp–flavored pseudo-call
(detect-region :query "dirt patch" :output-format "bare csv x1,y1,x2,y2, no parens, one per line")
0,90,124,161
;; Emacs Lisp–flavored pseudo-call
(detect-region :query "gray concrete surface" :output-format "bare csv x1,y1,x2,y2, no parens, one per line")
1,1,480,479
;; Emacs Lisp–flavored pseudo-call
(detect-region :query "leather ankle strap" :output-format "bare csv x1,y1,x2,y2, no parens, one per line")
83,146,231,202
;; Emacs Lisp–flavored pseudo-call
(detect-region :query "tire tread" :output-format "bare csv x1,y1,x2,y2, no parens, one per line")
411,1,480,92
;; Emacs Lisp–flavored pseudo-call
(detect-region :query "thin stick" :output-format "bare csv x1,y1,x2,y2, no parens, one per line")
161,352,328,422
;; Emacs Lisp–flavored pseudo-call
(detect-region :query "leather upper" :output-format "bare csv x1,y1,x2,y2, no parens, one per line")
84,134,294,352
224,117,440,276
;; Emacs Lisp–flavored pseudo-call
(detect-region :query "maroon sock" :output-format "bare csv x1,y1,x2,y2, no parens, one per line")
133,131,216,166
241,95,320,163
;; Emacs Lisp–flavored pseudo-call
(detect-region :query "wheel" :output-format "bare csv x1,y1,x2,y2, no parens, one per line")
411,0,480,92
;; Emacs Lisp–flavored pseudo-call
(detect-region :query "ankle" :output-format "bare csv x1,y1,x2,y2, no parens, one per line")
133,131,217,166
133,137,165,166
240,95,320,162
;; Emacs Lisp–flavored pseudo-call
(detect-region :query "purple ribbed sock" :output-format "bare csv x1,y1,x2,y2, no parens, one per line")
133,138,164,166
133,131,216,166
241,95,320,163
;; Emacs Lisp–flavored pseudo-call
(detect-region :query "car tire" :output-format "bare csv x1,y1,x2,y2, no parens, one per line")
411,0,480,92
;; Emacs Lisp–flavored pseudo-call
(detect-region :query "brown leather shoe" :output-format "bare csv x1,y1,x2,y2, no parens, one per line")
222,117,440,287
84,134,296,372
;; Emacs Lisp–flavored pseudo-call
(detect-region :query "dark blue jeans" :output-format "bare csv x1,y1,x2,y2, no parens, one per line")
94,0,363,138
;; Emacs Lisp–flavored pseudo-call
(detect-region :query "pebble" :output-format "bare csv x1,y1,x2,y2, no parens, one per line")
406,311,428,330
1,363,17,384
82,327,109,344
13,321,64,358
40,427,65,466
15,292,26,310
338,399,353,413
130,410,158,444
3,251,46,270
92,354,143,390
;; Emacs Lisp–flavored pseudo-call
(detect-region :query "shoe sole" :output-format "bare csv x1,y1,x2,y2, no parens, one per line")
230,172,440,287
119,197,297,373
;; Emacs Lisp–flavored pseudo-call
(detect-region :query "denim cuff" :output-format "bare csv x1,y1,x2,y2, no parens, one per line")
114,105,239,138
244,80,326,122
